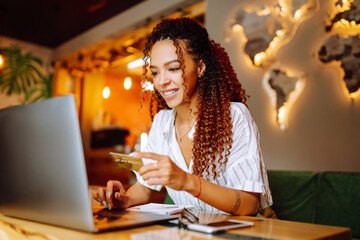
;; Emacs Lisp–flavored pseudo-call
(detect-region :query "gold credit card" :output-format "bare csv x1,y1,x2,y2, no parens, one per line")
109,152,143,171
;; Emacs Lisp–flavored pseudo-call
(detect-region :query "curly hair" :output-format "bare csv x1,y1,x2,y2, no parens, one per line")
142,18,248,180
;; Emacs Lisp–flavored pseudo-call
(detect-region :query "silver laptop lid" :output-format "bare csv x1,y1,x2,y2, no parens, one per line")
0,96,95,232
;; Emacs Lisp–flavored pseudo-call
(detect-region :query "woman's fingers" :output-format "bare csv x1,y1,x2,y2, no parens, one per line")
130,151,187,190
92,190,99,201
139,162,159,175
106,181,115,210
91,181,129,210
105,180,126,210
97,187,108,208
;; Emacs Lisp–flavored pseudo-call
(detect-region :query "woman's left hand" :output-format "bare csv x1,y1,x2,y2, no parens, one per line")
130,152,190,191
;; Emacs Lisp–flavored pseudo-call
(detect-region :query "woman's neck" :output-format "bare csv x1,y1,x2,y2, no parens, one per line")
175,87,199,123
175,110,195,126
175,101,198,125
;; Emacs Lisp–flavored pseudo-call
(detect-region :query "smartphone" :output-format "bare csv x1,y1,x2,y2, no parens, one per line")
109,152,143,171
187,219,254,233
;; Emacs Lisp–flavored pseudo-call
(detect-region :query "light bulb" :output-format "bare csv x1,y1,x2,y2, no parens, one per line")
102,86,110,99
124,77,132,90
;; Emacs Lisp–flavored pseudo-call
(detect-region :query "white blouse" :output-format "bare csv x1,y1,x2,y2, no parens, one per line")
134,102,273,214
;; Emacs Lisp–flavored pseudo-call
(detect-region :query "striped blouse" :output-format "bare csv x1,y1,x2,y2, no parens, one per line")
134,102,273,214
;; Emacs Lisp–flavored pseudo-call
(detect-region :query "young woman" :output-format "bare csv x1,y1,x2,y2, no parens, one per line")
94,18,272,216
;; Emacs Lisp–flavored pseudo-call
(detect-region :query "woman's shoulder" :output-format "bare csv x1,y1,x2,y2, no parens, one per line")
230,102,251,117
153,109,175,124
230,102,255,127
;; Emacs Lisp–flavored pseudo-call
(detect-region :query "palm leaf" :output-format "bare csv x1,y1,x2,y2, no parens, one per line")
0,46,45,96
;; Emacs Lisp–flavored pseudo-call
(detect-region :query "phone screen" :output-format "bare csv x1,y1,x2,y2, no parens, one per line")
187,219,254,233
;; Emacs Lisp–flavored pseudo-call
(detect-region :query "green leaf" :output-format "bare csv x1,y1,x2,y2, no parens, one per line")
25,88,38,101
0,46,45,97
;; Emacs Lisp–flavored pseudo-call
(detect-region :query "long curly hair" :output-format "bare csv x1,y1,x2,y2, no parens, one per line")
142,18,248,180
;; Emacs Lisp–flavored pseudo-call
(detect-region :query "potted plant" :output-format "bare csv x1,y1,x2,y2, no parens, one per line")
0,46,53,104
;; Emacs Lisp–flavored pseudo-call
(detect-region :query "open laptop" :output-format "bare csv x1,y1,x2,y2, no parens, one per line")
0,95,176,232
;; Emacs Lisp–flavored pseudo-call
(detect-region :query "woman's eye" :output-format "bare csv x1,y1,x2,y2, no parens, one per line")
151,71,158,77
169,67,180,72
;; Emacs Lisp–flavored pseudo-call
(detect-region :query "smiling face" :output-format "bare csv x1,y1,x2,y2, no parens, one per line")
149,39,204,109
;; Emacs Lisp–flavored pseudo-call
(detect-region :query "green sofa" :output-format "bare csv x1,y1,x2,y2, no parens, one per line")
268,171,360,240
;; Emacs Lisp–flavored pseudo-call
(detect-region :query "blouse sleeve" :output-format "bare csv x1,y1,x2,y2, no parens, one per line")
225,103,273,209
133,112,163,192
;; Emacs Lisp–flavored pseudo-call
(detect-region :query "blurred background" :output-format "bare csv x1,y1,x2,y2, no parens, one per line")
0,0,359,190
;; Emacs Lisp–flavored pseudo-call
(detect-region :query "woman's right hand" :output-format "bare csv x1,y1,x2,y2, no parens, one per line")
92,180,130,210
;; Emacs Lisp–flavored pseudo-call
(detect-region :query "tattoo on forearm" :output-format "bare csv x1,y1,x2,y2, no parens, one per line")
229,189,241,215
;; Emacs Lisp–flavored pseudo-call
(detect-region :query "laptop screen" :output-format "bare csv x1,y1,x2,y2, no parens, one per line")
0,96,177,232
0,96,95,231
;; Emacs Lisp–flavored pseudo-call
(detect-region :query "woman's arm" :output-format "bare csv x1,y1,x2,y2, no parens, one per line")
185,174,260,215
135,152,260,216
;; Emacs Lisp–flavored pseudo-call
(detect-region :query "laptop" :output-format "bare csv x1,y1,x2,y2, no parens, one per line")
0,95,176,232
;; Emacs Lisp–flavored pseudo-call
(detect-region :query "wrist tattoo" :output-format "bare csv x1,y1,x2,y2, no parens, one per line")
229,189,241,215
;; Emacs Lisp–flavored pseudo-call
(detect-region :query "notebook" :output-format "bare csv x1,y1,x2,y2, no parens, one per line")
0,95,177,232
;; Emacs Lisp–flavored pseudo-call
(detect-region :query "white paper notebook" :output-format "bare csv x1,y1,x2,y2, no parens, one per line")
127,203,195,215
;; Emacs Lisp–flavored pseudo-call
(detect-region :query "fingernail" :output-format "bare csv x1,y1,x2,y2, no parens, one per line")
109,205,112,211
107,192,111,198
102,201,107,207
115,192,120,198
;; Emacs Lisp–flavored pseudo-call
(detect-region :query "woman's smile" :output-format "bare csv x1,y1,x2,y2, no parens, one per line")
162,88,179,98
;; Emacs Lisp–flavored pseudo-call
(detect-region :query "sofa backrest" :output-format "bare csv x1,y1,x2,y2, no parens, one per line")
268,170,360,239
267,171,318,223
316,172,360,239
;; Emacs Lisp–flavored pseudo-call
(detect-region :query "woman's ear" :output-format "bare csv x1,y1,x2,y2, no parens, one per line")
197,60,206,77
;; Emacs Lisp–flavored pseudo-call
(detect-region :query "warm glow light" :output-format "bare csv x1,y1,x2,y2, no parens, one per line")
124,77,132,90
336,0,353,12
127,59,143,69
332,19,360,37
102,86,110,99
254,52,266,66
329,16,360,99
277,78,306,130
257,8,271,16
349,90,360,99
127,58,149,69
263,71,306,130
232,24,243,32
279,0,287,13
278,106,286,125
294,9,302,19
0,54,4,69
276,30,285,37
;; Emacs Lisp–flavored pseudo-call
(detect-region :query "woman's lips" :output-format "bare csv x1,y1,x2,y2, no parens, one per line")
162,89,179,98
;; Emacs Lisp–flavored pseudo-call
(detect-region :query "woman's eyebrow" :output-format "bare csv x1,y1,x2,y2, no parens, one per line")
150,59,180,69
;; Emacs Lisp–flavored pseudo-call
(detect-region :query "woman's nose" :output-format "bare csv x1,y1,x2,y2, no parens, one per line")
158,72,170,86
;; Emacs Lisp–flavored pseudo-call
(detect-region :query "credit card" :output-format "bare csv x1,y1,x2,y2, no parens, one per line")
110,152,144,171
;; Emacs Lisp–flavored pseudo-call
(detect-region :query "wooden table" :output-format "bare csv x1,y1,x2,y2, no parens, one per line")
0,210,351,240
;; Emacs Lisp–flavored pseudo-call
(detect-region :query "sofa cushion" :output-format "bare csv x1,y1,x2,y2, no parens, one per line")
267,170,319,223
316,172,360,239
